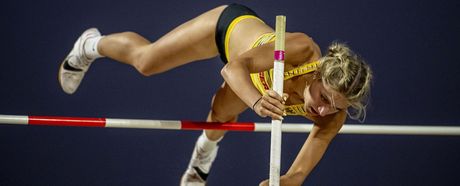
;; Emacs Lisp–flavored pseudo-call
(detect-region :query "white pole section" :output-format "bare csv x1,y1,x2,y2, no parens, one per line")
270,15,286,186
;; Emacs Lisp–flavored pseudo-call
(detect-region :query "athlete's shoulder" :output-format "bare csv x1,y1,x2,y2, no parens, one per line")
285,32,322,65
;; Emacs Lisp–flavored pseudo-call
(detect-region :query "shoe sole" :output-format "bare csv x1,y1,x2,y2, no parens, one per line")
57,59,68,94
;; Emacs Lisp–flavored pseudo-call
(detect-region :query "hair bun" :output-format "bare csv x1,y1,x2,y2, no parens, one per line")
327,42,352,61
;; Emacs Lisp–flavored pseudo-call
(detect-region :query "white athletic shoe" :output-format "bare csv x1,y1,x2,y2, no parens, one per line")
180,143,219,186
58,28,101,94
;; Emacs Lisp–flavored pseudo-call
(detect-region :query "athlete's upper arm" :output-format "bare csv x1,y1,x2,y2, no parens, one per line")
285,32,322,66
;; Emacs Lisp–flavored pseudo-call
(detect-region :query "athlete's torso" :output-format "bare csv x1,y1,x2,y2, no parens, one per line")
225,17,320,116
247,33,320,115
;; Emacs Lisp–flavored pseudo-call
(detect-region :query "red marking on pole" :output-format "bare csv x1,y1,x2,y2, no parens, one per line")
29,116,106,127
274,50,285,61
181,121,255,131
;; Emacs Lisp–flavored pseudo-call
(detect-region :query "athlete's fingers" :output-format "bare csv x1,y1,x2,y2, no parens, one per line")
264,90,286,113
259,105,283,120
266,90,284,102
260,97,284,116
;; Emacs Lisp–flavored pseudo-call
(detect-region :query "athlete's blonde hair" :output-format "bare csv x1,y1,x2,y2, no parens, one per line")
317,42,373,122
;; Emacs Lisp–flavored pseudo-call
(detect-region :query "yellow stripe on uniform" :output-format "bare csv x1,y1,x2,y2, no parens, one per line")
224,15,264,61
283,61,320,80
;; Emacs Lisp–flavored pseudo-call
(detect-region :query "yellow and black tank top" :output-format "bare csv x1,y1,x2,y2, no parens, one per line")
216,7,319,116
249,33,320,116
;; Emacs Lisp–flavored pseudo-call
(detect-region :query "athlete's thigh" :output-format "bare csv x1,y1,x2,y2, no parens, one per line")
141,5,227,72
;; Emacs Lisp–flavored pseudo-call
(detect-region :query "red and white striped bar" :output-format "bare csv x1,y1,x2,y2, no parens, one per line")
1,114,460,135
0,115,255,131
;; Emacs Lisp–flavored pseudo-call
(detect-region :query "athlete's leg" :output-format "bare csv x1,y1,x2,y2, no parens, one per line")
59,5,227,94
204,82,248,139
181,82,248,185
98,5,227,76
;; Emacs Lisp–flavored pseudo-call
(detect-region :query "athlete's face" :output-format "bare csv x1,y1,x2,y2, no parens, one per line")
303,79,349,117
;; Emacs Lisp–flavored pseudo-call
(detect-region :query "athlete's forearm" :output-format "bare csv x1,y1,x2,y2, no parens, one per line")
285,120,343,183
221,59,261,109
286,137,330,180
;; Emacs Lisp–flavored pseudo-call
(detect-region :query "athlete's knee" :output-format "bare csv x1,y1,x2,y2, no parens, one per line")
113,32,158,76
131,46,163,76
210,107,237,123
133,58,155,76
131,54,149,76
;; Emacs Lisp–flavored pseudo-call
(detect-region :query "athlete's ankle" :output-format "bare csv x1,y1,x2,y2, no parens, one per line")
197,131,222,152
83,35,104,60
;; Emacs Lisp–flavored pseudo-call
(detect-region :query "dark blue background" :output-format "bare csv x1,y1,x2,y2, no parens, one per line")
1,0,459,185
